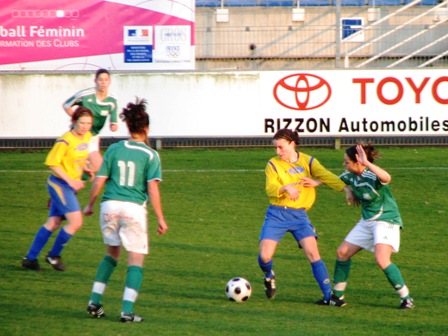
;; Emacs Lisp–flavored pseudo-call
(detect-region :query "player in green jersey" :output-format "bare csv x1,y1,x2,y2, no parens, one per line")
63,68,119,172
83,98,168,323
332,144,415,309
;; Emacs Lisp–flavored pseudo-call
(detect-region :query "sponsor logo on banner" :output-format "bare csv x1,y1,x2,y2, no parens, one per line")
124,26,153,63
154,25,190,62
273,73,332,111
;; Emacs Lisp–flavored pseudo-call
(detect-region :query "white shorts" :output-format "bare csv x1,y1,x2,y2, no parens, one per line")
88,135,100,154
100,200,148,254
344,219,401,253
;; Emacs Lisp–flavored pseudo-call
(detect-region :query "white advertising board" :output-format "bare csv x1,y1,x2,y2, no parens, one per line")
0,70,447,138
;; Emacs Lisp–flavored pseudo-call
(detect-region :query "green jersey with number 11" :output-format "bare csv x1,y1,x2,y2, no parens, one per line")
98,140,162,206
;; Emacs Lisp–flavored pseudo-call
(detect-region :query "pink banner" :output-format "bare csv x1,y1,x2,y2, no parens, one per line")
0,0,195,70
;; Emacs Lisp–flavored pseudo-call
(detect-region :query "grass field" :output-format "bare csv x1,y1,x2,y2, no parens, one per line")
0,147,447,336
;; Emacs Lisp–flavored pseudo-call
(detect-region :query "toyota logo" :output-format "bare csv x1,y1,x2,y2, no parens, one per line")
273,73,332,111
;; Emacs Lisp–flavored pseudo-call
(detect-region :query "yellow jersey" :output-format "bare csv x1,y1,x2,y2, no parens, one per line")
45,130,91,181
265,152,345,210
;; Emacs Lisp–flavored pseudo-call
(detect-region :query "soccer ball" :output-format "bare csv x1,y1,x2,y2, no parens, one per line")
225,277,252,302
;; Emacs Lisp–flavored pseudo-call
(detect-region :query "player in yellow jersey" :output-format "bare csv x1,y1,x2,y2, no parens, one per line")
258,129,354,306
22,107,94,271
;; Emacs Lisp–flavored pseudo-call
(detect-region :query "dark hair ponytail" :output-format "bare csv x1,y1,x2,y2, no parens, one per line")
273,129,300,145
120,98,149,143
346,143,381,163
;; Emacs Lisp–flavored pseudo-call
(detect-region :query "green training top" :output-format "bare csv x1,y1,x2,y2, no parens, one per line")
63,87,118,136
340,168,403,227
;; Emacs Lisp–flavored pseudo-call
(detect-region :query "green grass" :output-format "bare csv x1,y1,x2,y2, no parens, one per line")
0,147,447,335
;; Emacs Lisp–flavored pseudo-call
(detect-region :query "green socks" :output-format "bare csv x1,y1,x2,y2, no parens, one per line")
122,266,143,314
89,255,118,304
333,259,351,298
383,263,411,299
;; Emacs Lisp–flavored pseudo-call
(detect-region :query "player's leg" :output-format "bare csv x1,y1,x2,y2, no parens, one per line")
23,176,68,270
259,239,278,299
22,216,62,270
87,201,122,318
41,176,82,270
376,244,414,308
46,208,83,271
119,202,147,322
87,245,121,318
88,151,103,173
300,236,333,303
258,206,288,299
333,241,361,299
120,252,145,322
259,239,277,278
374,223,414,309
333,219,370,300
87,135,103,172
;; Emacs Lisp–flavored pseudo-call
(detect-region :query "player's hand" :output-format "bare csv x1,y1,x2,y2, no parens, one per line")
110,123,119,132
70,179,85,192
83,204,94,216
355,144,369,165
284,184,300,201
344,186,360,207
157,219,169,235
300,177,321,188
84,161,95,181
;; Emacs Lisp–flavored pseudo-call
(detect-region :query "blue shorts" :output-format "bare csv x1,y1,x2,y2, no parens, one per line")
259,205,317,242
47,175,80,217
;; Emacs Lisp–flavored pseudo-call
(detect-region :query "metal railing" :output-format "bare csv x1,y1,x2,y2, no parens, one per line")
195,2,448,70
1,136,447,150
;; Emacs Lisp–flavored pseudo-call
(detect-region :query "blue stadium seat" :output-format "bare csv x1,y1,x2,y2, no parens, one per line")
261,1,294,6
196,0,222,7
403,0,438,5
224,0,259,5
296,0,332,5
367,0,402,5
332,0,366,5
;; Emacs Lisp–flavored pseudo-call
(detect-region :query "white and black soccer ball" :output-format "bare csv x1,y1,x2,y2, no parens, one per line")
225,277,252,303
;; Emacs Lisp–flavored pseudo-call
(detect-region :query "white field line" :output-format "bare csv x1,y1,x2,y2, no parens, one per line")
1,167,448,174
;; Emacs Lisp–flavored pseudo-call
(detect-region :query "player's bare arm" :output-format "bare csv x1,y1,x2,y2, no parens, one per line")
83,177,107,216
356,145,391,184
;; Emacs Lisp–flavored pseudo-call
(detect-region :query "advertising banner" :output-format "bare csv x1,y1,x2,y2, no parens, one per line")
0,0,195,71
0,70,447,138
262,70,448,137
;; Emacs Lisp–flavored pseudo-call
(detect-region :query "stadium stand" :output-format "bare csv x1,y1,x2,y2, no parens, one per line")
403,0,438,5
333,0,366,5
295,0,332,5
220,0,259,6
367,0,402,5
196,0,222,7
261,1,295,5
196,0,334,6
196,0,439,5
